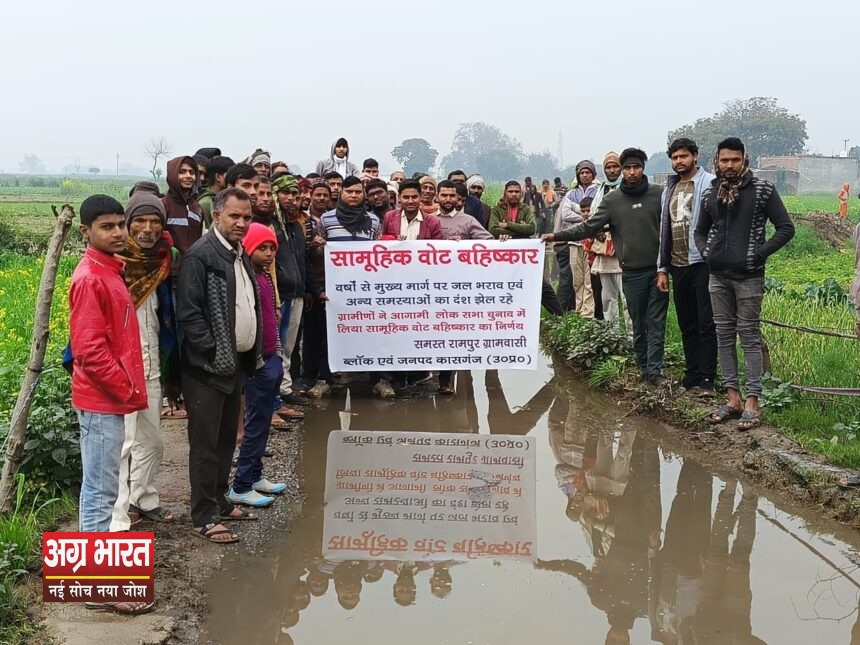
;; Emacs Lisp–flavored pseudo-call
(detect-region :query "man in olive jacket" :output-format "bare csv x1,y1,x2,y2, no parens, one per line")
489,181,537,239
542,148,668,383
177,187,263,543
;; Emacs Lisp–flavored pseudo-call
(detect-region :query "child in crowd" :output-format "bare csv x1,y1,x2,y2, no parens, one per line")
227,223,288,507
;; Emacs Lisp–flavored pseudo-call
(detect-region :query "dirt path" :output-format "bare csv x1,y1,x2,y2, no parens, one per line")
39,419,303,645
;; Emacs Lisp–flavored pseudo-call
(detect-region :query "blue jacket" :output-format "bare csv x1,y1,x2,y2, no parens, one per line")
658,166,715,271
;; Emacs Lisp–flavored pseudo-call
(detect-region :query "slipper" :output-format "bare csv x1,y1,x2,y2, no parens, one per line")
707,404,742,424
271,415,292,430
135,506,175,523
837,474,860,490
85,601,156,615
161,406,188,419
191,523,240,544
438,384,455,395
215,507,258,522
737,410,762,431
277,406,305,420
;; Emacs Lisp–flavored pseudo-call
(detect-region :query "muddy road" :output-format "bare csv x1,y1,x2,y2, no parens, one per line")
197,356,860,645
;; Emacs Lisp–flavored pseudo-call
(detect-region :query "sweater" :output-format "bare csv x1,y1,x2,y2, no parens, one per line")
488,203,536,239
176,231,263,394
554,183,664,271
438,209,494,240
657,167,716,271
255,270,280,356
694,175,795,280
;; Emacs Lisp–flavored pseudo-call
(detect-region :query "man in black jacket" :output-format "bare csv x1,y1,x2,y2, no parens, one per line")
177,187,263,543
694,137,794,430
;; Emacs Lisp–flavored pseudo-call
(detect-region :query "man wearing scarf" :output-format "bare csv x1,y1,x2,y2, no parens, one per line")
320,175,381,241
267,174,320,410
110,186,177,530
694,137,794,430
543,148,668,385
554,160,600,314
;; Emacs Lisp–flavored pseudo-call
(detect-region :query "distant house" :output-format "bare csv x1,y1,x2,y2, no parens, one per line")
756,155,860,195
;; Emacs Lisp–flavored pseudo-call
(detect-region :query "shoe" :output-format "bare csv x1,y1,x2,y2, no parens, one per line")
647,374,668,387
253,478,287,495
281,392,311,406
226,488,274,508
698,379,716,392
277,405,305,419
392,381,414,398
232,447,239,466
681,375,700,389
263,447,273,457
373,379,396,399
307,380,332,398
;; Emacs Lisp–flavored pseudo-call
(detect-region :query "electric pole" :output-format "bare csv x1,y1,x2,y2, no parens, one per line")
116,153,120,176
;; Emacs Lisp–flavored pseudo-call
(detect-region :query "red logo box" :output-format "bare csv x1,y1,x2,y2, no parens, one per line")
42,532,154,603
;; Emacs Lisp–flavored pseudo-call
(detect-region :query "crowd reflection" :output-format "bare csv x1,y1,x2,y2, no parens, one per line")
209,370,773,644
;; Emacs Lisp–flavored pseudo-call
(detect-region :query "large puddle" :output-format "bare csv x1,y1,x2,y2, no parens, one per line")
202,355,860,644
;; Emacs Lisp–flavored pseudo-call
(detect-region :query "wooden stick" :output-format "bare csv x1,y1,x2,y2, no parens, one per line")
0,205,75,513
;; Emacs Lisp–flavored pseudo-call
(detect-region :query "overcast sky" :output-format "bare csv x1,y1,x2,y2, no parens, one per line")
0,0,855,175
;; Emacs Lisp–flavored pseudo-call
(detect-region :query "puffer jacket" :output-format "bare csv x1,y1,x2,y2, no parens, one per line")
69,246,147,414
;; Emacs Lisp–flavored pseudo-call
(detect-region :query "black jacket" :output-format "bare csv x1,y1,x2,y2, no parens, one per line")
694,175,795,280
176,231,262,394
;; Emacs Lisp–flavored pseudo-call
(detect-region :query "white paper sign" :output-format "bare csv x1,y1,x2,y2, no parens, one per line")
324,240,544,371
322,431,536,562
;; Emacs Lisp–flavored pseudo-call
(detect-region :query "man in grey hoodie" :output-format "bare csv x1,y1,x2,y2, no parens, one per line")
315,137,359,178
656,138,717,392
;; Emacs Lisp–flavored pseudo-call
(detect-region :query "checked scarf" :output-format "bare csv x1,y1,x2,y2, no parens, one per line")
715,154,752,208
118,232,173,308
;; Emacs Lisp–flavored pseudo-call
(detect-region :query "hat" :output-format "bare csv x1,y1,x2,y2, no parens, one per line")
272,173,299,195
603,151,621,167
125,190,166,227
575,160,597,177
246,148,271,168
619,148,648,168
195,147,221,159
386,181,399,194
466,175,485,190
242,222,278,256
128,180,163,199
418,175,437,187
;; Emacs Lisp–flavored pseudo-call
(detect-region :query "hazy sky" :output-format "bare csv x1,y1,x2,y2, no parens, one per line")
1,0,855,175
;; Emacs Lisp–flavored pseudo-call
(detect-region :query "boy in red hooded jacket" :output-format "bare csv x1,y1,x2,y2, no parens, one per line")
70,195,147,533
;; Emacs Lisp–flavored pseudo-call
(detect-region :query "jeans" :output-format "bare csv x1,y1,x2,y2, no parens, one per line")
111,378,164,531
235,354,283,493
183,372,242,527
669,263,718,385
78,411,125,532
622,267,669,377
709,274,765,397
554,246,574,312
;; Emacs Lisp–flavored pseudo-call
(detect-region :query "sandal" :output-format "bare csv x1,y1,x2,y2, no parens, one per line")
277,406,305,420
707,404,742,424
271,415,293,430
215,507,258,522
438,384,455,395
191,523,240,544
85,601,156,615
838,474,860,490
133,505,175,523
737,410,762,431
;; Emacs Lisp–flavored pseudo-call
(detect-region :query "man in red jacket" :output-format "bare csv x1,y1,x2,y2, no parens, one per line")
70,195,147,534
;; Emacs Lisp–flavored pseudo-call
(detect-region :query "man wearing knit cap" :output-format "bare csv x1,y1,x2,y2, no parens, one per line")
543,148,669,385
177,187,263,542
554,160,600,314
465,174,492,228
246,148,272,179
111,190,176,531
589,152,632,329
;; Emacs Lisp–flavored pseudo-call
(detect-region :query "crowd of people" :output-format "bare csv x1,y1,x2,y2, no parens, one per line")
68,135,795,613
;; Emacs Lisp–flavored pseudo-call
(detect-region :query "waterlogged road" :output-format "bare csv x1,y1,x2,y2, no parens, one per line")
202,356,860,644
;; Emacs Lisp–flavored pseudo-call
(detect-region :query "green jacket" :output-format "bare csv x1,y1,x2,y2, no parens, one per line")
554,183,663,271
489,202,536,239
197,187,215,227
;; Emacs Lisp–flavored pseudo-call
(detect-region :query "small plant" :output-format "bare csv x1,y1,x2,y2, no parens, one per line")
587,356,628,389
761,373,796,411
803,278,849,306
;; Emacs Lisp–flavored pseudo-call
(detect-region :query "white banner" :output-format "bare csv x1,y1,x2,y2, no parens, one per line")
322,431,536,561
324,239,545,372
